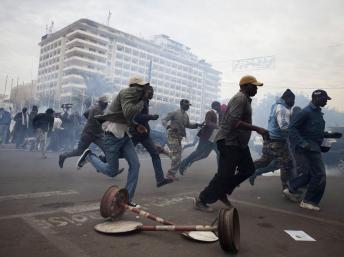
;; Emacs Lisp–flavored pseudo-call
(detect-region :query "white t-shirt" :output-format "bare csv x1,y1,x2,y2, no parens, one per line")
102,121,128,138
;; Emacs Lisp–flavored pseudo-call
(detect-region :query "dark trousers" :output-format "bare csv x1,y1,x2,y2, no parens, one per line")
132,135,165,183
200,140,255,204
61,132,105,159
180,138,219,171
15,126,27,148
288,150,326,205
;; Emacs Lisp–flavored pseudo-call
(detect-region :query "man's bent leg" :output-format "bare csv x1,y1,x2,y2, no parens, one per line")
228,147,255,194
180,139,210,174
200,140,238,204
87,134,124,177
61,133,94,159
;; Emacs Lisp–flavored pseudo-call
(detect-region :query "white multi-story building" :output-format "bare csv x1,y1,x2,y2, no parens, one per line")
36,19,221,121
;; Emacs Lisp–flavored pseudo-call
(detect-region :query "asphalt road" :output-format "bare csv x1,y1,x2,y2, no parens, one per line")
0,148,343,257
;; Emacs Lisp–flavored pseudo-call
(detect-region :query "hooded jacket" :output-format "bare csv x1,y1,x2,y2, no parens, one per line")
95,86,145,125
267,98,291,140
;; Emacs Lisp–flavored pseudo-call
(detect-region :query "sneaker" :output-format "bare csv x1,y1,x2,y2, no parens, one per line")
128,202,141,208
58,155,66,168
299,201,320,211
282,188,300,202
193,197,214,213
219,196,232,208
157,178,174,188
77,149,91,169
249,174,256,186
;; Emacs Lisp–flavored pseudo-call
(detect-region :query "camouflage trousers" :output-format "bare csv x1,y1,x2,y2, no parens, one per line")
167,132,182,176
253,139,293,188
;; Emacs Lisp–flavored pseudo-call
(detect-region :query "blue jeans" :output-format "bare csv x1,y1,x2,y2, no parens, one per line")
87,133,140,201
288,150,326,205
180,138,219,173
0,124,10,144
132,135,164,184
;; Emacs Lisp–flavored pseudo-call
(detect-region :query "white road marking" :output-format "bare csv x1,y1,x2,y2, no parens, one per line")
23,216,91,257
284,230,316,241
0,192,343,229
0,190,79,202
0,202,100,221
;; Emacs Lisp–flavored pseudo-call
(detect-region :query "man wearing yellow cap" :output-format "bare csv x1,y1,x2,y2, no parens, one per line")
194,75,268,212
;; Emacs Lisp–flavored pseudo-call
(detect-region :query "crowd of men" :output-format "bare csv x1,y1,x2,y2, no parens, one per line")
0,104,83,157
0,74,341,211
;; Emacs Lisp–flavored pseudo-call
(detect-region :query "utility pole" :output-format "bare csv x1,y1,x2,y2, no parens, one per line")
4,75,8,96
148,60,153,83
10,78,13,99
107,11,112,26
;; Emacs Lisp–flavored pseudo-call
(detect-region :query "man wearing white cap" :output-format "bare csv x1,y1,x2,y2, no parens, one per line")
58,95,109,168
77,75,151,205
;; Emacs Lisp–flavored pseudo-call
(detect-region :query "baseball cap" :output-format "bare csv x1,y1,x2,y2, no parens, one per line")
239,75,263,87
98,95,108,103
312,89,331,100
128,75,149,86
180,99,191,106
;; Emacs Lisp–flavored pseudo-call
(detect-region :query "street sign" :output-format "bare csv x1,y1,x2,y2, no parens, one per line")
232,56,275,72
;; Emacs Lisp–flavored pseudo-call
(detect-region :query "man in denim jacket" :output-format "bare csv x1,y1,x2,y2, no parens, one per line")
283,90,342,211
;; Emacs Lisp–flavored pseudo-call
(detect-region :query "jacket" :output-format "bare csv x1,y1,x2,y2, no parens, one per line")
197,109,218,140
14,112,29,128
33,113,54,132
96,87,145,125
289,102,325,152
162,109,198,138
267,98,291,140
82,104,104,136
0,110,11,125
129,100,154,138
215,91,252,147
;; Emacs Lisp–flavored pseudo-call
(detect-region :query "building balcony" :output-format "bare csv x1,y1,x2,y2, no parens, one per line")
64,47,107,60
64,56,107,68
60,92,73,97
62,74,84,81
63,65,104,76
66,38,108,52
61,83,86,89
66,29,109,44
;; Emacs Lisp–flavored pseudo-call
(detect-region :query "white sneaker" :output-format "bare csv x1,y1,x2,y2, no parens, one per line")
76,148,91,169
128,202,141,208
282,188,300,202
299,201,320,211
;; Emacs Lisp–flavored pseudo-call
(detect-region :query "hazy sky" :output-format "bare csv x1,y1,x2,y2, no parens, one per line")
1,0,344,110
